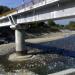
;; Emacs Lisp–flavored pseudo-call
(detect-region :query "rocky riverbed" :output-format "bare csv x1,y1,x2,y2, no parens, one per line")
0,31,75,75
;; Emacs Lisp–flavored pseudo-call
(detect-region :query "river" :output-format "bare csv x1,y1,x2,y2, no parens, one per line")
0,34,75,75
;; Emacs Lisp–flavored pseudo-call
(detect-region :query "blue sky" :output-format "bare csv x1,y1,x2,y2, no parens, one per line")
55,18,75,25
0,0,31,8
0,0,75,25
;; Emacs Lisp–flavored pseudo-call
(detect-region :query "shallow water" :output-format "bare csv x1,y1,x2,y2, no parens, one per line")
43,34,75,51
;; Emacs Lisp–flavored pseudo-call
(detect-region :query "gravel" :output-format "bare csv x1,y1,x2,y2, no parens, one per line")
0,43,15,56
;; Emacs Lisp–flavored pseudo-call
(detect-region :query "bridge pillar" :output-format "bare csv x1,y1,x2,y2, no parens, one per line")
9,25,34,61
15,29,27,55
10,24,28,55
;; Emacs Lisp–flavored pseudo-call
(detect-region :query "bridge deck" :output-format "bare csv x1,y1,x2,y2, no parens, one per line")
0,0,75,27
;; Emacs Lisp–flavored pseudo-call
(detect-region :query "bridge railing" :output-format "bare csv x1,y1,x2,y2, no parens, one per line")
15,0,45,10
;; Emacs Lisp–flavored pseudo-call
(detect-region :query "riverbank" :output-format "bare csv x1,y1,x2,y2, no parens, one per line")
1,30,75,56
0,43,15,56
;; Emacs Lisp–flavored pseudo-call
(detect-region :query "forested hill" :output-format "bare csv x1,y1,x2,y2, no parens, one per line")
0,6,10,14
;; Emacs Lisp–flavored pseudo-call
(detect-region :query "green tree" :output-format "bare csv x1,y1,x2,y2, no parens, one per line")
48,19,56,27
30,22,45,28
48,19,60,31
0,6,10,14
65,21,75,30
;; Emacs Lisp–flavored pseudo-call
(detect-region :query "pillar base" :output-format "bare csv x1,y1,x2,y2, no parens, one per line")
8,53,35,62
16,51,27,55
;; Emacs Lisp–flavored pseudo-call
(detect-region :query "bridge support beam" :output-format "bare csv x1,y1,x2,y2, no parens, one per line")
10,24,28,55
9,24,34,61
15,29,27,55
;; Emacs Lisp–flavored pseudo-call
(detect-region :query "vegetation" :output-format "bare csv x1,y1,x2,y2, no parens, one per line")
0,6,16,17
0,6,10,14
48,19,56,27
65,21,75,30
48,19,63,32
27,19,65,33
27,21,50,33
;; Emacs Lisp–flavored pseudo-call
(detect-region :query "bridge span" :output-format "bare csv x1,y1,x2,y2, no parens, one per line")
0,0,75,56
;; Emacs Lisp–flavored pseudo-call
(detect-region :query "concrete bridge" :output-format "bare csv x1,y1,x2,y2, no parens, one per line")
0,0,75,55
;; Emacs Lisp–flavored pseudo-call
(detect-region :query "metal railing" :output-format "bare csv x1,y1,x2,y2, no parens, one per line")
15,0,45,10
0,0,45,17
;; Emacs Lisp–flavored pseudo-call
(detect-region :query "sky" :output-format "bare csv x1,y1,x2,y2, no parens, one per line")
0,0,75,25
0,0,31,8
55,18,75,25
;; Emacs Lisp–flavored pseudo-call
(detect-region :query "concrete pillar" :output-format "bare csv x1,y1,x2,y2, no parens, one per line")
15,29,27,55
10,24,28,55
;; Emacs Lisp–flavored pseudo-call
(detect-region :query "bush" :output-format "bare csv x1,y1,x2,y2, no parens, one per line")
65,21,75,30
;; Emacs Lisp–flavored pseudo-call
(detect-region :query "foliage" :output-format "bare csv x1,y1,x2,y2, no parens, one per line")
27,21,49,33
30,22,46,28
48,19,56,27
57,24,65,29
48,19,60,31
27,20,66,33
65,21,75,30
0,6,10,14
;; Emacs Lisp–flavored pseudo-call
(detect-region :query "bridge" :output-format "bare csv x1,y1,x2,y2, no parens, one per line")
0,0,75,56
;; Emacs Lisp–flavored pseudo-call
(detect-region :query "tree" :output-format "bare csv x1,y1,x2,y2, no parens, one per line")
0,6,10,14
65,21,75,30
48,19,56,27
29,21,46,29
47,19,60,31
